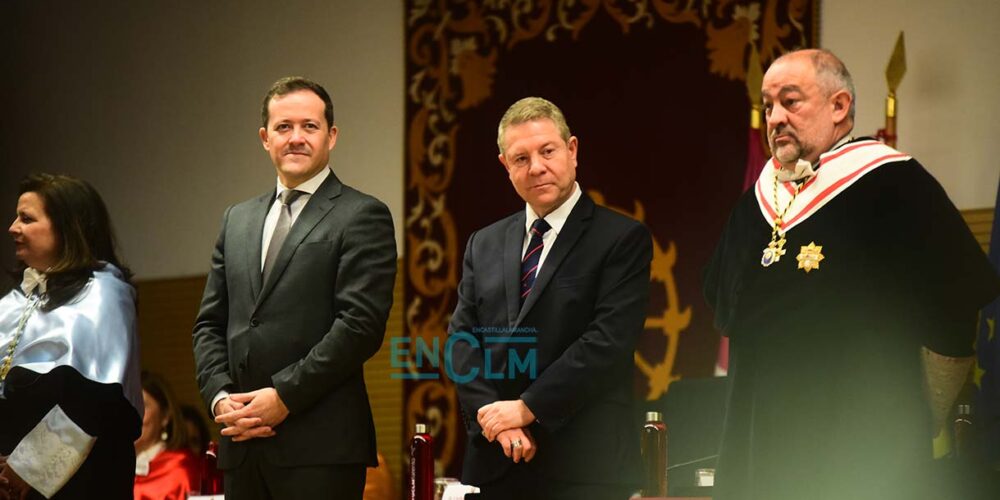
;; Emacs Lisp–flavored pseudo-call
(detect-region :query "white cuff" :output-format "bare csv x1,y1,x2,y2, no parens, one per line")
8,405,95,499
211,390,230,418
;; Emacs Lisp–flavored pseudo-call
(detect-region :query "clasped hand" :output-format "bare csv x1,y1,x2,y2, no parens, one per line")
477,399,535,441
0,456,30,500
214,388,289,442
495,427,537,463
478,400,538,463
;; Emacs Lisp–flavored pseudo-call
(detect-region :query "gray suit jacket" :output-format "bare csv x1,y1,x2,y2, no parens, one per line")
192,171,396,468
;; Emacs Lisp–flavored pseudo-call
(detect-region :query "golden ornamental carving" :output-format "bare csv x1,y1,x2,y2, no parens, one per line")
589,191,692,400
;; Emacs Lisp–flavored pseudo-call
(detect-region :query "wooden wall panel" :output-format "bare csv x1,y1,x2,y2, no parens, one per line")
135,275,210,434
963,207,994,253
134,261,404,489
365,261,405,487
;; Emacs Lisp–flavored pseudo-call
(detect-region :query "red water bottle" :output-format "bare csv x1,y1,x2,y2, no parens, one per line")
409,423,434,500
640,411,667,497
200,441,224,495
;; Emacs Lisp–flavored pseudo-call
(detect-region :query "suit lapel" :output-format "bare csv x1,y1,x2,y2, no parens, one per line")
503,213,526,327
247,192,273,301
255,173,343,308
515,194,594,327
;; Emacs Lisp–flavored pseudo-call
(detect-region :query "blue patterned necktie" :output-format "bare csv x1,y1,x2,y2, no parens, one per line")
520,218,552,304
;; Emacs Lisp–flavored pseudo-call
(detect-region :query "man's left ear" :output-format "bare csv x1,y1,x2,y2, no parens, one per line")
327,126,339,151
831,91,851,123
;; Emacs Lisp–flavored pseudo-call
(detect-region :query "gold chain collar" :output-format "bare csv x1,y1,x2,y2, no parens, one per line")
760,168,807,267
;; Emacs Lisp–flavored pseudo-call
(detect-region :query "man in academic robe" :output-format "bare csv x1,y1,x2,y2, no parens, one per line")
704,49,1000,500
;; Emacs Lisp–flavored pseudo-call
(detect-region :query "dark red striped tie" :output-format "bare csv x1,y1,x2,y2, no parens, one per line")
521,218,551,304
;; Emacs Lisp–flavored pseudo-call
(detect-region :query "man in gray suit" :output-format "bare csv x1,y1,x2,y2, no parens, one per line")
192,77,396,499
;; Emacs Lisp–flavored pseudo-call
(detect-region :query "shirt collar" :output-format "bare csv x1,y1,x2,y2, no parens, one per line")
135,441,166,476
524,181,582,237
275,166,330,197
777,135,855,183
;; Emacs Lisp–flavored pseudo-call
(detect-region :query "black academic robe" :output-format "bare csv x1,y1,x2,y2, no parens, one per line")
0,366,139,499
704,157,1000,500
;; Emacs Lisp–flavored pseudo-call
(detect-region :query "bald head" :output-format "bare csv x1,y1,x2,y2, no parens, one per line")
762,49,856,167
773,49,856,123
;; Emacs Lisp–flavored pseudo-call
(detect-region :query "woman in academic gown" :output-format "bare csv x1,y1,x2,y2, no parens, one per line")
0,173,142,499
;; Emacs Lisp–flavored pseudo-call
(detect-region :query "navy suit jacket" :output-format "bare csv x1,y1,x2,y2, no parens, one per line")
449,193,652,486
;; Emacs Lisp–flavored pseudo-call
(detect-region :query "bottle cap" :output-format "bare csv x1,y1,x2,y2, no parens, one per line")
415,423,428,434
645,411,663,422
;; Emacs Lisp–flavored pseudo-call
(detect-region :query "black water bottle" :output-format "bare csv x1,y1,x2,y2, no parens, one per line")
953,404,973,460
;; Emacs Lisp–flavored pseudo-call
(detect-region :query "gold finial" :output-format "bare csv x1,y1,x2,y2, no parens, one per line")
880,32,906,147
886,32,907,93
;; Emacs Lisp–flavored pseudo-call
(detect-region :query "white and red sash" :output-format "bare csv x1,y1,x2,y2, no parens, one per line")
754,139,911,233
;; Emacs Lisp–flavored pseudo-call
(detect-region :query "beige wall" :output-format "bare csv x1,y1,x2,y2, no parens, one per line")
822,0,1000,209
2,0,404,279
3,0,996,280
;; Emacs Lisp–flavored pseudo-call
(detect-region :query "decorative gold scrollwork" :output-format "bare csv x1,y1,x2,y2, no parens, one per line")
589,191,692,400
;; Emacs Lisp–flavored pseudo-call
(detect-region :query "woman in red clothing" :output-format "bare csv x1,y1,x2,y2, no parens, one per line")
134,372,200,500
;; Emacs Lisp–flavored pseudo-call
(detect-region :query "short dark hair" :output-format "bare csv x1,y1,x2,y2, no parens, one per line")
260,76,335,128
141,371,189,451
179,404,211,455
15,173,132,310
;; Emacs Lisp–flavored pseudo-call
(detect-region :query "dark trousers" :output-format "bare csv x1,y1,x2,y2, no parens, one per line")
476,462,634,500
223,445,365,500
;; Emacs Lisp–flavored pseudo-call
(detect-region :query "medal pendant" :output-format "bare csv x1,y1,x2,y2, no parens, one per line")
760,237,787,267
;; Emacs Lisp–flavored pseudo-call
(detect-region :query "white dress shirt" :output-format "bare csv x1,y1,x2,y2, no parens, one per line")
260,167,331,271
213,166,332,416
521,182,582,274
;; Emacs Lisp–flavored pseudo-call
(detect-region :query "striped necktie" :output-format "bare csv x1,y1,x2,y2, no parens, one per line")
520,218,551,304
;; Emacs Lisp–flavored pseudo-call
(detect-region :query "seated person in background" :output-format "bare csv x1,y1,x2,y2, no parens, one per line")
179,404,211,456
134,372,199,500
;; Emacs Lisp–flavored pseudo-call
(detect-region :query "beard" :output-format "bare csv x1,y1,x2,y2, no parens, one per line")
769,127,810,166
773,140,802,165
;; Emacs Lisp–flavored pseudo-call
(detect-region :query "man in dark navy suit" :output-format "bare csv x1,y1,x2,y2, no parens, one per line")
449,97,652,499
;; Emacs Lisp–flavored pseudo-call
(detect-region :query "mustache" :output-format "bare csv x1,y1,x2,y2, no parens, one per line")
769,125,798,142
283,147,311,155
